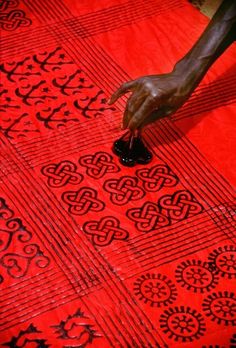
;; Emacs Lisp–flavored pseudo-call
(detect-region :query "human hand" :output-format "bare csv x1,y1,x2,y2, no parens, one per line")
108,71,194,131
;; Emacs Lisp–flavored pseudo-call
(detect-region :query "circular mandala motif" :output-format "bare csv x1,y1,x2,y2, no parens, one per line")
134,273,177,307
202,291,236,325
160,306,206,342
175,259,219,293
208,245,236,279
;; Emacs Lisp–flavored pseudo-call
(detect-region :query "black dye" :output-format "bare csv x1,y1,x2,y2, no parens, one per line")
113,132,153,167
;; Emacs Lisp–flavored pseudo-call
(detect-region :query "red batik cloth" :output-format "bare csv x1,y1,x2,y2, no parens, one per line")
0,0,235,347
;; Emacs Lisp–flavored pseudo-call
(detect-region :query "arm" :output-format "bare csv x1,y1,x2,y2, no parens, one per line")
109,0,236,131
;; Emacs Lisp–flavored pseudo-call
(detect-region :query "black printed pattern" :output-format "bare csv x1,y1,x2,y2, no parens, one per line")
202,291,236,326
41,161,83,187
175,259,219,293
160,306,206,342
2,324,49,347
79,152,120,179
0,197,50,281
136,164,178,192
52,308,101,347
127,201,170,232
62,187,105,215
0,0,32,31
83,216,129,246
0,47,115,139
104,176,145,205
134,273,177,307
208,245,236,279
127,190,203,231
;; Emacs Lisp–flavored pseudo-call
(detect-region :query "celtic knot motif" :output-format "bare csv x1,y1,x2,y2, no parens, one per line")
158,190,203,221
79,152,120,179
62,187,104,215
103,176,145,205
160,306,206,342
127,202,169,232
136,164,178,192
41,161,83,188
0,0,18,12
83,216,128,246
0,10,32,31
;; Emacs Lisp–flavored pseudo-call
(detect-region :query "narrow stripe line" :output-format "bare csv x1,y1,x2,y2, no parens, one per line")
0,141,111,281
0,296,79,333
139,234,229,271
163,120,235,198
16,123,114,163
125,236,229,280
111,222,222,267
0,272,73,310
158,125,227,203
24,137,116,169
175,98,236,121
147,129,217,206
104,214,213,258
72,0,181,26
0,280,76,319
0,178,90,294
174,93,236,120
152,121,234,202
105,312,133,347
79,4,184,38
0,292,79,331
124,232,228,276
13,116,118,153
45,19,125,87
63,38,123,90
0,268,59,300
0,137,195,341
23,0,53,21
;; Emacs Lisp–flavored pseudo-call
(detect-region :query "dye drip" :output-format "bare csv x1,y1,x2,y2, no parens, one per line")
113,132,153,167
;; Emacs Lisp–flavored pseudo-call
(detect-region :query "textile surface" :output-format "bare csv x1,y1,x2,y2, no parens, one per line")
0,0,235,347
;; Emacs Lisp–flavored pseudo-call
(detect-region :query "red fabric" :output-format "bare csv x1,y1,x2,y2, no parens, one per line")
0,0,236,347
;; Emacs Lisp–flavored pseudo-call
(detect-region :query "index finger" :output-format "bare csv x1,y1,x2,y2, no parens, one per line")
108,80,136,105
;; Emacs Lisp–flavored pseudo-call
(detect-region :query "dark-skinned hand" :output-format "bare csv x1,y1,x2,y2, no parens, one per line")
108,0,236,132
108,72,193,131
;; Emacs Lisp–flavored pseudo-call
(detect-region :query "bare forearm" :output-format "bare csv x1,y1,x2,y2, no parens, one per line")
173,0,236,91
109,0,236,131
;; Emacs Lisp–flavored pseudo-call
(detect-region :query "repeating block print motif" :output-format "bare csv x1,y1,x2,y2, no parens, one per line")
0,197,50,284
1,0,235,346
127,189,203,232
0,47,116,139
0,0,32,31
126,242,236,346
41,152,203,248
2,305,103,348
41,154,130,246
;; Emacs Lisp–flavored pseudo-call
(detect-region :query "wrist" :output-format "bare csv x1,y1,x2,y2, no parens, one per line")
172,56,209,93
